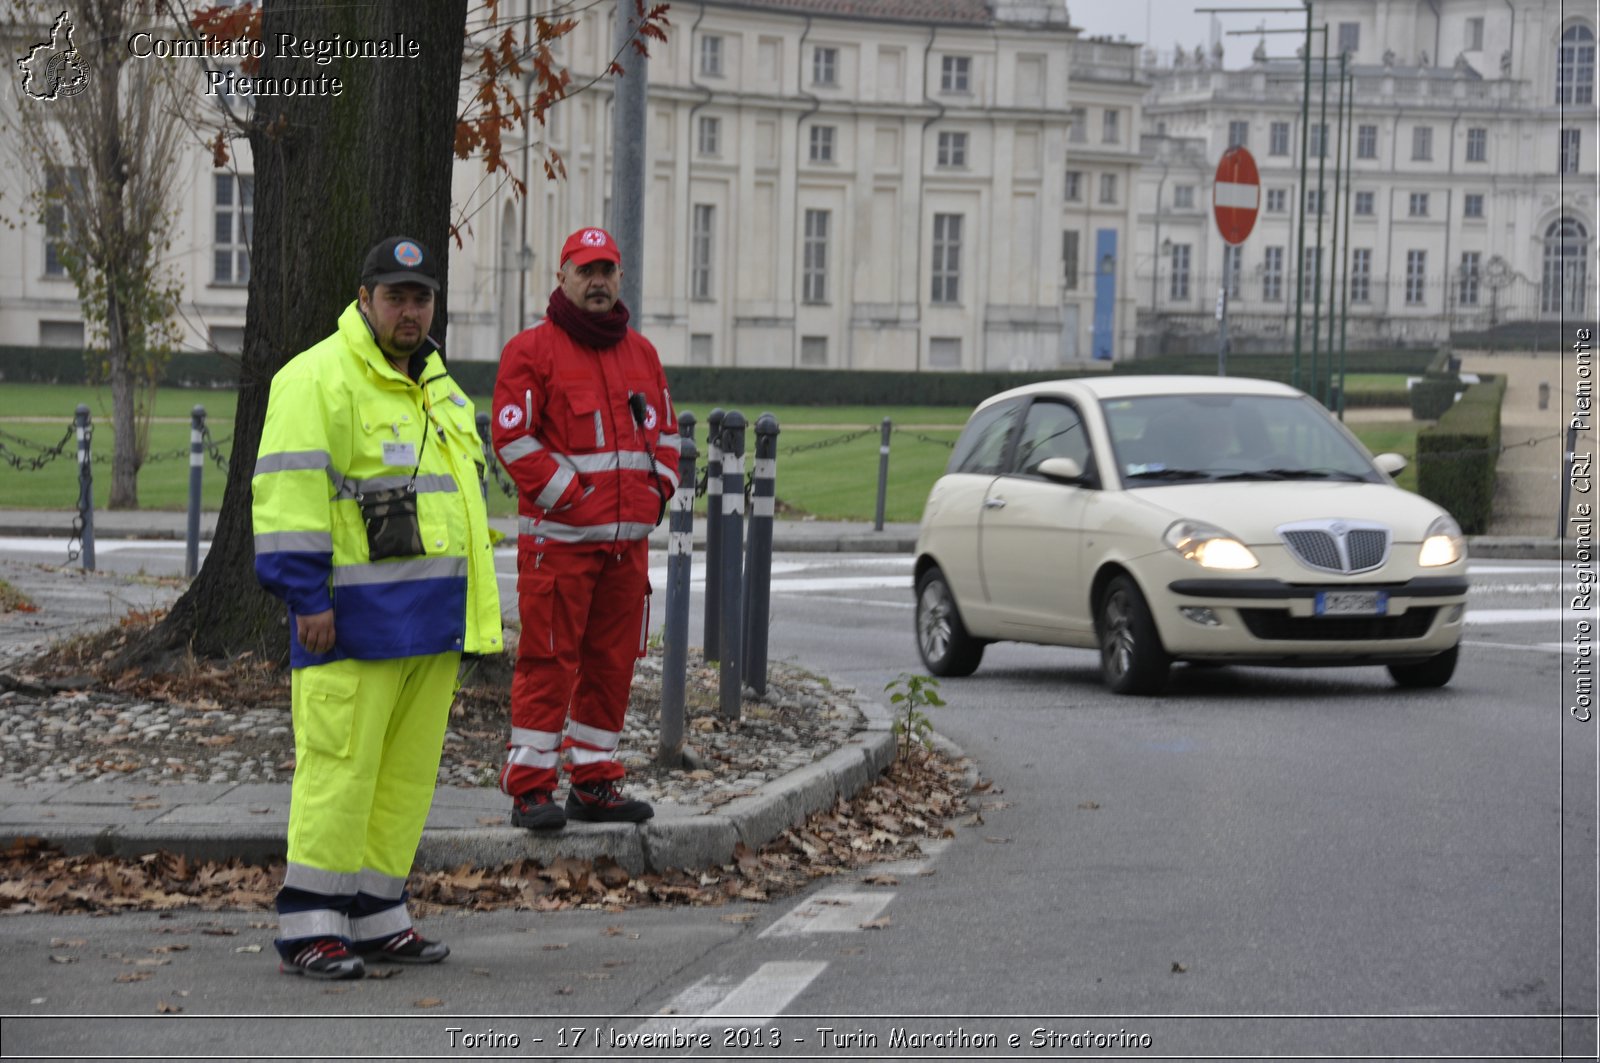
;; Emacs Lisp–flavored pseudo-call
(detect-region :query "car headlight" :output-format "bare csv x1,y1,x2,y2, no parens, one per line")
1419,515,1465,567
1163,520,1259,570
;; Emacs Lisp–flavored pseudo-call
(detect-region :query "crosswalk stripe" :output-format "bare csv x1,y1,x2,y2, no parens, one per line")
759,890,895,938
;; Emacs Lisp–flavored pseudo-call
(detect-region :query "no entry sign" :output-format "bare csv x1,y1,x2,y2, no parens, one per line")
1213,146,1260,245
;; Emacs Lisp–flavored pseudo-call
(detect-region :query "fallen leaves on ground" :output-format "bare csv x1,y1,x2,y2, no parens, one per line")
0,746,972,915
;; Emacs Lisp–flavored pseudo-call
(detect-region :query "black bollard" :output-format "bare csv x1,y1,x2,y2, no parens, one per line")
874,416,892,532
717,411,747,719
659,432,699,766
74,404,95,572
186,406,205,579
743,413,780,696
703,408,725,657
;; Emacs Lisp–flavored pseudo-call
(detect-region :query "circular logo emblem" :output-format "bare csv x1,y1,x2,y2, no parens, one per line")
643,404,658,430
394,241,424,267
497,404,523,429
581,229,607,247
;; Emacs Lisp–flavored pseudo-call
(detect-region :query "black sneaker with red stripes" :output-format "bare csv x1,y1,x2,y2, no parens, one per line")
355,927,449,965
279,938,365,980
511,789,566,831
565,779,654,823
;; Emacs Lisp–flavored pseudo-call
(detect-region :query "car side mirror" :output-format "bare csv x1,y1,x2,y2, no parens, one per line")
1373,452,1407,476
1037,456,1087,483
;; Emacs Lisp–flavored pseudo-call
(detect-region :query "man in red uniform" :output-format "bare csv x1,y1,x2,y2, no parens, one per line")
491,226,680,830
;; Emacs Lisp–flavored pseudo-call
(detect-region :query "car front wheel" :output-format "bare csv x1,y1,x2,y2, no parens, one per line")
915,566,984,677
1387,644,1458,688
1096,574,1171,695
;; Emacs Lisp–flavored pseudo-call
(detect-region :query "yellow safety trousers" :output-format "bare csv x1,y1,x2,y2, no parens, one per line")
286,652,461,881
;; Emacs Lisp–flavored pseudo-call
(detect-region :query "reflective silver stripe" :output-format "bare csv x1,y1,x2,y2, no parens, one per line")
671,487,694,512
567,746,618,765
510,727,561,749
284,862,359,895
342,474,458,497
357,868,407,900
565,451,653,474
656,434,682,451
506,745,559,768
349,904,412,944
517,518,653,543
655,461,680,491
753,496,775,518
524,388,533,431
498,436,544,464
593,410,605,447
669,531,693,556
278,909,351,941
566,720,620,750
331,556,468,587
254,530,334,554
254,450,333,477
723,492,745,515
753,458,776,480
536,466,576,508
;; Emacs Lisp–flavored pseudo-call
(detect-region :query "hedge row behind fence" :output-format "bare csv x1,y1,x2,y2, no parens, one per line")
1,344,1441,407
1415,375,1505,535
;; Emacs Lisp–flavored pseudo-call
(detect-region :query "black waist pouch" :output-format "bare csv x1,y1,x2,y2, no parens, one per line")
357,483,424,560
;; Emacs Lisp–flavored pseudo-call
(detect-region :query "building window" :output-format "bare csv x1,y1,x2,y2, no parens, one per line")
38,320,84,347
1063,230,1080,290
1411,126,1433,161
209,325,245,354
1354,190,1375,215
1064,170,1082,201
1337,22,1359,55
213,174,253,285
940,55,971,93
1304,188,1324,216
689,333,714,365
1465,128,1487,163
1357,124,1377,159
936,131,968,167
1561,128,1582,174
802,208,829,303
1408,192,1429,217
1269,121,1291,156
1459,251,1481,306
1265,188,1287,213
691,203,714,300
1301,246,1322,302
1310,123,1328,158
1350,248,1371,302
1169,244,1191,301
1222,243,1242,298
931,213,962,304
1227,120,1249,148
699,34,723,77
1067,107,1086,143
800,336,828,367
1098,173,1117,204
1465,17,1484,52
1174,185,1195,209
1102,109,1120,144
42,164,85,278
1557,24,1595,105
1262,246,1284,301
809,124,835,163
813,46,838,86
1543,217,1589,313
1464,193,1485,219
1405,250,1427,305
697,115,721,155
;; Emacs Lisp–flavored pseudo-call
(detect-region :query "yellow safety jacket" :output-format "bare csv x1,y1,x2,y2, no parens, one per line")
253,302,502,668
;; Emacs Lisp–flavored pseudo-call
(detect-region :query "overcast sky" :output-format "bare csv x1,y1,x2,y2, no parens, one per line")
1074,0,1308,67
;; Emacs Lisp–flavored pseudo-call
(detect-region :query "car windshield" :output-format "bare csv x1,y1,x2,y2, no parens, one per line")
1101,393,1382,487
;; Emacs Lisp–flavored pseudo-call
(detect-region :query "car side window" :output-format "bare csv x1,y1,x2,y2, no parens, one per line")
1011,399,1090,477
949,400,1022,475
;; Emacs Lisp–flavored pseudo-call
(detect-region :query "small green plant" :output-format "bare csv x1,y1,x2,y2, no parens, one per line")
884,672,944,760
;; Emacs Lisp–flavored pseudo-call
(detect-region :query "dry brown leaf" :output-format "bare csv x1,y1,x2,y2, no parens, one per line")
233,944,262,954
114,972,151,983
1171,962,1188,974
48,955,77,965
157,1001,182,1013
862,874,899,886
859,916,892,931
366,968,402,980
413,997,445,1009
1078,800,1102,810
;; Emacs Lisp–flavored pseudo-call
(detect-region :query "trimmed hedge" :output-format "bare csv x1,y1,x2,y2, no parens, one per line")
1409,378,1462,420
1415,375,1505,534
0,345,241,388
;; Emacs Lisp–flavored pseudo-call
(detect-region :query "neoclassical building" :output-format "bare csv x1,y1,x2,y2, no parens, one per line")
1134,0,1594,352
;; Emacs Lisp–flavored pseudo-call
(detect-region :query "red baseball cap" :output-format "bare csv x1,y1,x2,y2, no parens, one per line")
559,226,622,269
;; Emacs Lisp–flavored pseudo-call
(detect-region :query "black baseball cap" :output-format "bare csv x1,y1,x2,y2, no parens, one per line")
361,236,440,291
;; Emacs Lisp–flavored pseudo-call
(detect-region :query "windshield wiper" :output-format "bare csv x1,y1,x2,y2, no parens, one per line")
1123,468,1214,482
1254,467,1372,482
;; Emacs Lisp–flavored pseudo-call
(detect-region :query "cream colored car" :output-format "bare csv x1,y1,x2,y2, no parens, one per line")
913,376,1468,694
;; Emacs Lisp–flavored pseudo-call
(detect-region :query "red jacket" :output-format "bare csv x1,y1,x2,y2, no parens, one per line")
492,321,680,548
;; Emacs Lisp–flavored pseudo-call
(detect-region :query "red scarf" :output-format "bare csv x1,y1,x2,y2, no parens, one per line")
546,287,630,349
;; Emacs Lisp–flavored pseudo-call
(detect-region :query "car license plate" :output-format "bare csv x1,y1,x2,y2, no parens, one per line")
1315,590,1389,616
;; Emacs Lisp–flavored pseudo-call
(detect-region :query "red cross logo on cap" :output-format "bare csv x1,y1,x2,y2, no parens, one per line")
581,229,607,247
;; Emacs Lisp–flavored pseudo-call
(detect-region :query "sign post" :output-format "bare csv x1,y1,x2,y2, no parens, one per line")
1212,146,1260,377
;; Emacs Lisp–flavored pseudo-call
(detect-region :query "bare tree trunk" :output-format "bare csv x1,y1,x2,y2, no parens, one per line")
124,0,468,667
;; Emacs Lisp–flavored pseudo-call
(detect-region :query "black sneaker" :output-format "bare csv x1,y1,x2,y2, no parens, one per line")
566,779,654,823
356,927,449,965
279,938,365,980
511,790,566,831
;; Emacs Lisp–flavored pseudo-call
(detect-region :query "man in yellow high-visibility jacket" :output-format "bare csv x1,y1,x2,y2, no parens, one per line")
253,236,502,980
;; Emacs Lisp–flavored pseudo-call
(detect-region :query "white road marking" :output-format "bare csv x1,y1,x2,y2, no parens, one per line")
867,837,951,877
1464,639,1567,655
759,890,895,938
1462,608,1565,624
633,962,827,1037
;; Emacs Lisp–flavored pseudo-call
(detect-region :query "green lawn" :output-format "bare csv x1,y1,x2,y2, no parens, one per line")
0,384,1417,520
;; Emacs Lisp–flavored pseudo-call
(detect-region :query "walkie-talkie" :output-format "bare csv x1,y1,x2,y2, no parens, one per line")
628,391,648,426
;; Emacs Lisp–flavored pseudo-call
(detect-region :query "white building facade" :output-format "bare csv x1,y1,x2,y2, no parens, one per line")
1135,0,1596,352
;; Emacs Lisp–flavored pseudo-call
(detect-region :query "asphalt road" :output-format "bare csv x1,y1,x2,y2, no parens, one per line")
0,544,1594,1060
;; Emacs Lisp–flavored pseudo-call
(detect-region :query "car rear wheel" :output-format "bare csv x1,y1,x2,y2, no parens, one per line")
1097,574,1171,695
1387,644,1458,688
915,566,984,677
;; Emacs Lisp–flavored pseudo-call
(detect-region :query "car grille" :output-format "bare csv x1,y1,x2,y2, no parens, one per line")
1278,522,1391,574
1238,607,1437,641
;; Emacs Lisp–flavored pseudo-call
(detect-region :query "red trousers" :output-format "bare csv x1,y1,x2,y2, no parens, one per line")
501,541,649,796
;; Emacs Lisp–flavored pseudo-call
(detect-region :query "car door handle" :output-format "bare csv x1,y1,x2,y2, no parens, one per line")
983,497,1007,509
